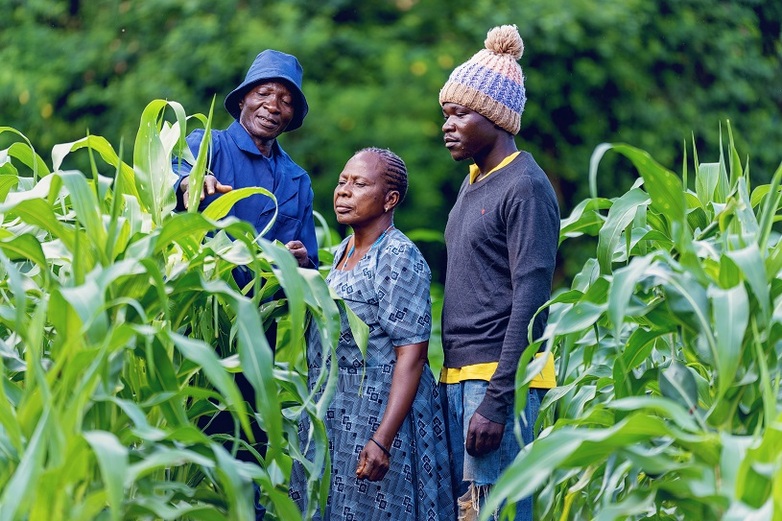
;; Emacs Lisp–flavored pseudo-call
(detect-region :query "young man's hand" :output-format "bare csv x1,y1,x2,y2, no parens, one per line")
465,412,504,457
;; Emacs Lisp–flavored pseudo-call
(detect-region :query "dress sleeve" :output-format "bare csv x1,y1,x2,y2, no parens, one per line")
375,236,432,347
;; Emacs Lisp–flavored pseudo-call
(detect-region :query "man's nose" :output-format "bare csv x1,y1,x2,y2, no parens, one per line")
264,96,281,113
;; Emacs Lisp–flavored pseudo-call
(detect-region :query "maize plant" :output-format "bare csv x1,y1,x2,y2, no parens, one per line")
488,123,782,521
0,100,352,520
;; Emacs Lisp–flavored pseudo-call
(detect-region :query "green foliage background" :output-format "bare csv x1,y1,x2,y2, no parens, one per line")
2,0,780,284
485,124,782,520
2,2,782,519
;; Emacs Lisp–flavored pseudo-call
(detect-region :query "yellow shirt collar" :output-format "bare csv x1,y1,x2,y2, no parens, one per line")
468,151,520,184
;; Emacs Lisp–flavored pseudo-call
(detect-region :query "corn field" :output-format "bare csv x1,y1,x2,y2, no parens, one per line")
1,101,781,520
0,100,351,520
487,125,782,520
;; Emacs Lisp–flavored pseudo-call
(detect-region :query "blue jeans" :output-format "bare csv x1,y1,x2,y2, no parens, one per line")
443,381,545,521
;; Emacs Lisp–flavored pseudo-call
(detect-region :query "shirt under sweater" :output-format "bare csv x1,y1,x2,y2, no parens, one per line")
441,151,560,424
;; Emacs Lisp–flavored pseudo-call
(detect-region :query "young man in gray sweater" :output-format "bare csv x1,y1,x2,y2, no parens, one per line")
439,25,560,521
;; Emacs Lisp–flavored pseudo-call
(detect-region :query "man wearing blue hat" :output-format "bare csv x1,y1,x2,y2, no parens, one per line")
172,49,317,520
174,49,318,271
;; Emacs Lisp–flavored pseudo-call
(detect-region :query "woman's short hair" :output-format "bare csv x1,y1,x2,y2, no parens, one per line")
359,147,408,203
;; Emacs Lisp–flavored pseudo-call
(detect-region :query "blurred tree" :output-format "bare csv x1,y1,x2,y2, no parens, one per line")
1,0,779,284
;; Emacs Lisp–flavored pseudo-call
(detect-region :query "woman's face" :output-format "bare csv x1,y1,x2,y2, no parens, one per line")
333,151,389,228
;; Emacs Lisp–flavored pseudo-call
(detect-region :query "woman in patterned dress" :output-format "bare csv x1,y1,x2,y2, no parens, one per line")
290,148,455,520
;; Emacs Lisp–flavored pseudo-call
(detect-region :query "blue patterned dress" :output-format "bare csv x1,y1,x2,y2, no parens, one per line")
290,228,455,520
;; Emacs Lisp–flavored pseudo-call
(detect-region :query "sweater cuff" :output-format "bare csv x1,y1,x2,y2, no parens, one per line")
475,396,510,425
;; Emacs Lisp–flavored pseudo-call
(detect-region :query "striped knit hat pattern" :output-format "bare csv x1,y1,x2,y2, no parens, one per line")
439,25,526,135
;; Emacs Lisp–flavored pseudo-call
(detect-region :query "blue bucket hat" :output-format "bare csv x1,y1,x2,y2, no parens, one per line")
224,49,309,132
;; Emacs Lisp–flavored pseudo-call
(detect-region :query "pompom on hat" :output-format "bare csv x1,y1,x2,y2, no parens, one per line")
224,49,309,132
439,25,526,135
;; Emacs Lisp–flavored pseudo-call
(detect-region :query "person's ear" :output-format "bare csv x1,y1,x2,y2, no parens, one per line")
384,190,400,212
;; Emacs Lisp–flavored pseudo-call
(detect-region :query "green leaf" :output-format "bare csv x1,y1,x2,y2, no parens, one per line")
0,234,48,270
0,409,50,521
621,328,667,371
0,127,49,179
51,135,140,203
608,254,653,338
659,361,699,415
133,100,182,224
84,431,128,521
757,162,782,251
211,445,256,521
58,170,107,258
203,186,275,226
170,333,254,443
486,414,673,511
555,301,606,335
695,162,720,208
560,197,612,243
597,188,650,273
651,266,716,349
0,175,19,202
708,284,749,399
720,432,754,505
185,100,215,215
726,244,769,321
125,445,215,483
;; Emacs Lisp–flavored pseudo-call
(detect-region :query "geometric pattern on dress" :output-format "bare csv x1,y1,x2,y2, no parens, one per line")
290,229,456,520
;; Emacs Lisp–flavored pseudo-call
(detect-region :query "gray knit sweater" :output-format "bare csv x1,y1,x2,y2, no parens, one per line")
442,151,560,424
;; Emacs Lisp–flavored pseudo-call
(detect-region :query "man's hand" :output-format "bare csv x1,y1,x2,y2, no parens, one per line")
465,411,504,457
285,240,310,268
180,175,232,209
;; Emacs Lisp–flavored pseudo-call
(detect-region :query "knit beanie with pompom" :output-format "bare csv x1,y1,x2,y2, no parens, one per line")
439,25,526,135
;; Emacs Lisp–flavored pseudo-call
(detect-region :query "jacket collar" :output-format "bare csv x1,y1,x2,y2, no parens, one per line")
227,122,304,176
227,120,279,156
224,121,306,222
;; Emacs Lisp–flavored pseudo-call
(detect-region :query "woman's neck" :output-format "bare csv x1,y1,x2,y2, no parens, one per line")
340,217,394,270
352,216,394,248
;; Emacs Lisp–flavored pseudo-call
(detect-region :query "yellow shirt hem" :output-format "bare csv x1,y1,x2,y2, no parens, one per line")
439,352,556,388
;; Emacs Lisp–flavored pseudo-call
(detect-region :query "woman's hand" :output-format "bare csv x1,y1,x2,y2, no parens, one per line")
355,341,428,482
355,439,390,481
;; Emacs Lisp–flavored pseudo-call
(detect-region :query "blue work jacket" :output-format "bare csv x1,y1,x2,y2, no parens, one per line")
173,121,319,269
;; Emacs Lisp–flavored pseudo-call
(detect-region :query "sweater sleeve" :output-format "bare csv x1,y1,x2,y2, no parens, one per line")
474,186,559,424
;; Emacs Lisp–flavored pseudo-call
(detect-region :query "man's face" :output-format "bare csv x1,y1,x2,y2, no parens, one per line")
441,102,498,162
238,81,295,141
